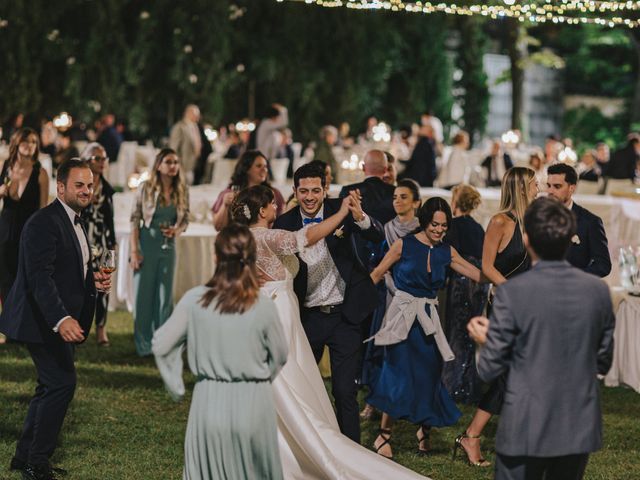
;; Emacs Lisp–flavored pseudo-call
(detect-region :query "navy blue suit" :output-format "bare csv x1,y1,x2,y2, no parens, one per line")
0,199,96,466
566,203,611,278
273,198,383,442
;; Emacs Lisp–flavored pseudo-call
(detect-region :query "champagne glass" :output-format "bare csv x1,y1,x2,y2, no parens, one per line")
159,222,172,250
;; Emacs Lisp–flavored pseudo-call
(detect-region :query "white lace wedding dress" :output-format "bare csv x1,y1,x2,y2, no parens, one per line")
252,226,430,480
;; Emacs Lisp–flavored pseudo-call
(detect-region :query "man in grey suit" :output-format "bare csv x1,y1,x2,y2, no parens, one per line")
468,197,615,480
169,104,202,184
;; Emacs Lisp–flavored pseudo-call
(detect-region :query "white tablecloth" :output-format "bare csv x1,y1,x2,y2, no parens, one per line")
111,221,216,311
604,291,640,393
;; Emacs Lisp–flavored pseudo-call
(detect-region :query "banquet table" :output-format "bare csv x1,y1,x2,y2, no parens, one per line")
604,289,640,393
111,221,216,311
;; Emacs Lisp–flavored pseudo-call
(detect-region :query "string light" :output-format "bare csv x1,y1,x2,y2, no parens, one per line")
280,0,640,28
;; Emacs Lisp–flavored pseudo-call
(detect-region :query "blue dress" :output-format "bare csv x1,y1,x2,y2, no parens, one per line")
367,235,461,427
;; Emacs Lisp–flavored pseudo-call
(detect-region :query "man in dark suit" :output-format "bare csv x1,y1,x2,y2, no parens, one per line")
273,163,384,443
340,149,396,272
340,149,396,226
0,159,111,480
546,163,611,277
481,140,513,187
468,197,615,480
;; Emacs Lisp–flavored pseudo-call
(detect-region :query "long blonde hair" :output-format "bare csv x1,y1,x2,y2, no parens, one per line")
146,148,188,211
498,167,536,231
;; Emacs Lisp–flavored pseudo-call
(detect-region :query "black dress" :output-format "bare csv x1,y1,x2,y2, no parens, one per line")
0,161,41,302
442,216,490,404
477,212,530,415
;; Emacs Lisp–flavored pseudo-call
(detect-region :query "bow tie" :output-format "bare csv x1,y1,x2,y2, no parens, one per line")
303,217,322,225
74,216,83,226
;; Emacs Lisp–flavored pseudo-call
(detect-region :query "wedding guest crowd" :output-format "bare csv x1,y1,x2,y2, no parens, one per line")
0,106,627,480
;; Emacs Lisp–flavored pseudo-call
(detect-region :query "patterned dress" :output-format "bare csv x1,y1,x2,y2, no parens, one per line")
81,175,116,327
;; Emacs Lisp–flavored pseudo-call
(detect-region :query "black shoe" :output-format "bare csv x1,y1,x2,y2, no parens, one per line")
12,458,67,477
10,456,27,471
21,464,64,480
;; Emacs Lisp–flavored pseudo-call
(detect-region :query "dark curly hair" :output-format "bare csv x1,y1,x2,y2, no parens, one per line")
229,150,271,190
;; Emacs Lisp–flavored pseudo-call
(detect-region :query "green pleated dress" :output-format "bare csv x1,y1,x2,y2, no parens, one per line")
152,286,288,480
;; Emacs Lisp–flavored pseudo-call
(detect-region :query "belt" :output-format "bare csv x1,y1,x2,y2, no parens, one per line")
307,303,342,314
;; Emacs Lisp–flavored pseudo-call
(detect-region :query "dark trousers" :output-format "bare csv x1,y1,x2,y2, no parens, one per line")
302,306,362,443
495,453,589,480
15,341,76,466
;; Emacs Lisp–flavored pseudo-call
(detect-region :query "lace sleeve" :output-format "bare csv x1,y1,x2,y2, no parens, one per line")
262,228,308,256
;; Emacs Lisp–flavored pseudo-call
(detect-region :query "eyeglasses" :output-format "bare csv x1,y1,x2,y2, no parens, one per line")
90,156,109,162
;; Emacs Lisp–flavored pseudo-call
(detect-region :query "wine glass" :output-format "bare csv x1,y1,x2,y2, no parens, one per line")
159,222,172,250
98,250,116,293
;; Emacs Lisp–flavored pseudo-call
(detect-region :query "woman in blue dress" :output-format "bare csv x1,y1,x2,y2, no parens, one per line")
367,197,486,459
360,179,421,420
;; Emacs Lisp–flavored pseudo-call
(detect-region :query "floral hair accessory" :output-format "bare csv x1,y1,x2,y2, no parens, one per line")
242,204,251,220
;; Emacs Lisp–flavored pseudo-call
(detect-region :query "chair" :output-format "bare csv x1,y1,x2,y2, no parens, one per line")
210,157,237,188
270,158,289,185
604,178,635,196
576,179,603,196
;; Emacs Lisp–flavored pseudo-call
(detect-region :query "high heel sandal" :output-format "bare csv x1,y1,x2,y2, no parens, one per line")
416,426,431,455
374,428,393,459
452,433,491,467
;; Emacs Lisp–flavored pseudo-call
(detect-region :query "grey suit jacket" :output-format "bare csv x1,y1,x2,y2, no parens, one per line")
478,260,614,457
169,120,199,172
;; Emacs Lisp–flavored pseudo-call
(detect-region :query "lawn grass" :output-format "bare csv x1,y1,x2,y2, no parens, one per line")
1,311,638,479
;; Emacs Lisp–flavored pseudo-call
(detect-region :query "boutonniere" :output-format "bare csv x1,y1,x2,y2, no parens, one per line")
571,234,581,245
334,225,345,238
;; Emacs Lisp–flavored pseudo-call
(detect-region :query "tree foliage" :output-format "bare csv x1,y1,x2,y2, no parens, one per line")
0,0,460,141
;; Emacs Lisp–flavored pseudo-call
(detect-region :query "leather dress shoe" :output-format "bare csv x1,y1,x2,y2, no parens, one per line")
11,458,67,477
21,463,66,480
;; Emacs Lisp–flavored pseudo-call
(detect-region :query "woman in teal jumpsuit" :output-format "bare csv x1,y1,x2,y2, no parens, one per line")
129,148,190,356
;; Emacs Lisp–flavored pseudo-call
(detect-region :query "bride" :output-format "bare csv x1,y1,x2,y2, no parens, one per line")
230,185,429,480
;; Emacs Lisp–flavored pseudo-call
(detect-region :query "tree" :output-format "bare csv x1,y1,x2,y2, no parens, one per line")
454,16,489,144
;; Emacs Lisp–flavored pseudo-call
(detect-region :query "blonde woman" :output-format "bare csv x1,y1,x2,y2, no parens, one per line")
454,167,538,467
129,148,189,356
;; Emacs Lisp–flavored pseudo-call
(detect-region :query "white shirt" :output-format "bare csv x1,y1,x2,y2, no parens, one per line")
53,198,91,332
300,205,371,308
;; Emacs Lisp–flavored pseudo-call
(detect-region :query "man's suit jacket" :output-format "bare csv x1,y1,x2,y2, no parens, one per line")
339,176,396,226
273,198,384,324
0,200,97,344
169,120,199,172
566,203,611,278
478,260,615,457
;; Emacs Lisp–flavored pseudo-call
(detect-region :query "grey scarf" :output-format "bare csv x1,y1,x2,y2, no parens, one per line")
384,216,420,245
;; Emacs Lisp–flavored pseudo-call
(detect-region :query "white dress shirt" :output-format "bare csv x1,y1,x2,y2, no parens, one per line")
53,198,91,332
300,206,371,308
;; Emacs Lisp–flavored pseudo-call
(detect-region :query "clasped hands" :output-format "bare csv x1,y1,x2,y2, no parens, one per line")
340,189,365,222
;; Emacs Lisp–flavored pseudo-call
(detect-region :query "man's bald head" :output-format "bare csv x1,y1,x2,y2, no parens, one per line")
363,149,388,178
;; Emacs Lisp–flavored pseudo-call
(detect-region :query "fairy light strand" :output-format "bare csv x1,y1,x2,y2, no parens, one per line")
277,0,640,28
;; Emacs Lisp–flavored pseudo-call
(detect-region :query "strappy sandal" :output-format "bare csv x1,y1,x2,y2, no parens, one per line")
416,425,431,455
452,432,491,467
374,428,393,459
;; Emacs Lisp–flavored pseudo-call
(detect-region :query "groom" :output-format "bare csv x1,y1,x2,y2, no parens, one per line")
274,163,384,443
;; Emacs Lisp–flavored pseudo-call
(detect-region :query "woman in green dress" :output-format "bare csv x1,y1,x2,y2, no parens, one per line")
152,224,288,480
129,148,190,356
